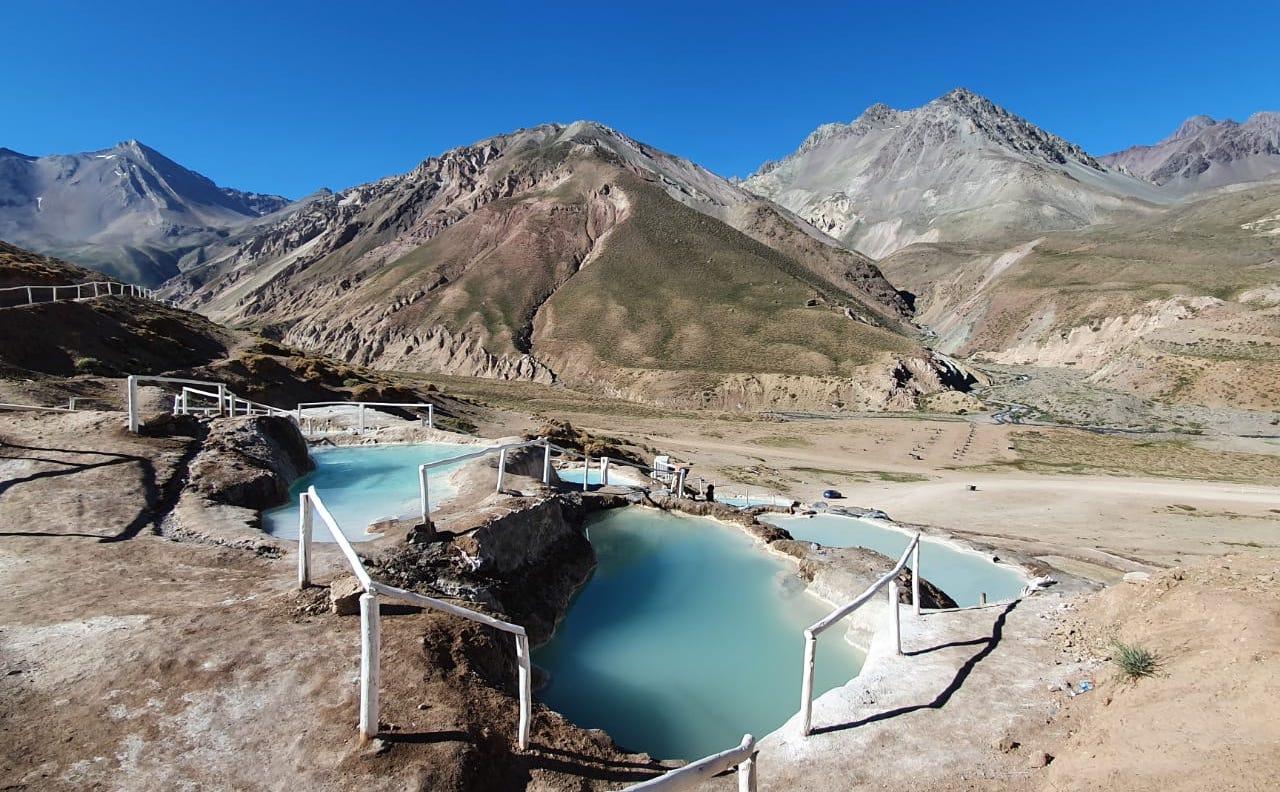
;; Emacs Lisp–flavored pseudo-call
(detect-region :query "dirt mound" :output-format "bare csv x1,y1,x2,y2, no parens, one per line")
0,242,233,377
0,239,103,289
1038,554,1280,790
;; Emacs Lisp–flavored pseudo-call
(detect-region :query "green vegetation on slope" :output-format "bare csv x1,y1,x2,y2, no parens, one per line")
539,179,918,376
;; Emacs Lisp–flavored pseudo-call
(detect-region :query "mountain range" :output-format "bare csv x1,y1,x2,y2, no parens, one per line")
163,121,954,410
2,89,1278,411
744,88,1172,259
1101,112,1280,194
0,140,289,285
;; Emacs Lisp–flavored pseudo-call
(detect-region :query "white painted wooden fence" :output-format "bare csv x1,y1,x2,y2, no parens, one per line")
798,533,921,736
126,375,437,437
0,402,77,413
295,401,434,434
298,486,533,746
0,280,174,309
623,733,757,791
417,439,689,523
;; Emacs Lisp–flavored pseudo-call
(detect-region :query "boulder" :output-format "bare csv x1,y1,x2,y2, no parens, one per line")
186,415,314,511
329,575,363,615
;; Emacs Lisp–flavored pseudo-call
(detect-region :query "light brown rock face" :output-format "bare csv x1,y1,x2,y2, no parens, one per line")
186,415,313,511
165,122,953,410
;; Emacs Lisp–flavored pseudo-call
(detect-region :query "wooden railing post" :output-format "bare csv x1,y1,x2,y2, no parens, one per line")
888,579,902,656
126,375,140,433
419,464,430,522
542,442,552,484
427,404,434,429
582,456,591,492
737,741,757,792
298,492,313,588
359,591,380,741
600,456,610,487
515,633,532,750
496,447,508,492
912,542,921,617
358,403,365,434
799,629,816,736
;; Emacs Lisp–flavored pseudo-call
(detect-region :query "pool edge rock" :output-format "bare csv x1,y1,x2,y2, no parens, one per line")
186,415,314,511
164,415,314,553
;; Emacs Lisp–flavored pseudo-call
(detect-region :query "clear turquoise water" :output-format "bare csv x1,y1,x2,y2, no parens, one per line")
261,443,468,541
719,494,794,508
555,465,647,487
534,507,864,760
761,513,1026,606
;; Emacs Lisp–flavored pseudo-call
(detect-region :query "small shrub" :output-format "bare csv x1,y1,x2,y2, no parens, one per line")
73,357,105,374
1112,641,1160,681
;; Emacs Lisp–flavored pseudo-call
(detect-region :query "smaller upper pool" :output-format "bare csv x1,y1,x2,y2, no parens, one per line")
261,443,469,541
760,513,1027,607
719,493,794,509
554,464,650,488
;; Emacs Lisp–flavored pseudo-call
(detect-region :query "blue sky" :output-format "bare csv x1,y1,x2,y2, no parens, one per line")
4,0,1277,198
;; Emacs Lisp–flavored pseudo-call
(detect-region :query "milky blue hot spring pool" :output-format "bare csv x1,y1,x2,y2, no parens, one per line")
532,507,864,760
259,446,943,761
760,513,1027,606
261,443,469,541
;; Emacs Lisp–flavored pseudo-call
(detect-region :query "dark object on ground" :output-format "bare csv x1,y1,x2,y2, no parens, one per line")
822,489,843,499
705,483,715,502
968,484,978,491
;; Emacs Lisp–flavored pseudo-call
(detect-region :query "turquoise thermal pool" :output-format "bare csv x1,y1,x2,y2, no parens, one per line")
554,464,649,488
719,493,794,509
533,507,864,760
761,513,1027,606
261,443,468,541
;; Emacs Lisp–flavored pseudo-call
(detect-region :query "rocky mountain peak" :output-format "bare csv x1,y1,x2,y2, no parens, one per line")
1246,111,1280,131
927,88,1103,170
1102,107,1280,193
1171,114,1218,140
0,140,292,284
743,89,1159,258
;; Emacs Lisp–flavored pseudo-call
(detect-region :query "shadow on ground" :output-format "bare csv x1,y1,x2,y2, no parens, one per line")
813,600,1018,735
0,437,199,542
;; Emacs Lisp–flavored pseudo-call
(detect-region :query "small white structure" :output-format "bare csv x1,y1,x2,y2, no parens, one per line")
650,455,689,495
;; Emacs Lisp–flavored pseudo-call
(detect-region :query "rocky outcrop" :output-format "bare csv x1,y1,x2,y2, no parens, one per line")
373,493,595,645
283,320,556,383
186,415,313,510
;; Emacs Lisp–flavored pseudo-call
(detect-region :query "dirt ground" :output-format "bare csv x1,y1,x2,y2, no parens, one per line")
0,411,662,791
1037,554,1280,792
4,398,1278,791
525,411,1280,577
